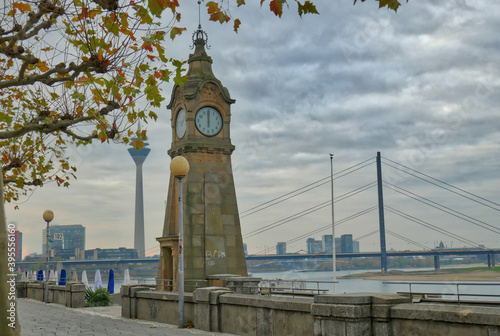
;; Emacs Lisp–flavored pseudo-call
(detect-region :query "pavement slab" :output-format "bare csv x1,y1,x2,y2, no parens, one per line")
17,298,239,336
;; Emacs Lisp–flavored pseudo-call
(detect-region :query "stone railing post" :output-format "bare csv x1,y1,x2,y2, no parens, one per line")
312,294,373,336
193,287,232,332
65,282,85,308
121,285,151,319
371,294,411,335
312,293,410,336
15,281,28,298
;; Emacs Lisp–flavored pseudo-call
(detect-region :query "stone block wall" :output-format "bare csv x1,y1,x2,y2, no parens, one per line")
122,286,500,336
16,281,85,308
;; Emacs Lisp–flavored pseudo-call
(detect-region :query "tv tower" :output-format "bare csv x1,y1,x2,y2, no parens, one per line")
128,125,151,258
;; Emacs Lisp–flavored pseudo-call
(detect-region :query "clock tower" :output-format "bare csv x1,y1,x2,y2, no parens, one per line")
157,25,247,290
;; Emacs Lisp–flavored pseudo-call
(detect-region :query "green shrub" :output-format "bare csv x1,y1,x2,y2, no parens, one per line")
85,287,112,307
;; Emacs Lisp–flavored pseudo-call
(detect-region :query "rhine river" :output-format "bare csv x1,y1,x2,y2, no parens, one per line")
250,268,500,300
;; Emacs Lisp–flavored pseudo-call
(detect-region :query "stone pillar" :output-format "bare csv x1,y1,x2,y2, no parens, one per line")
312,294,372,336
156,236,179,291
488,254,496,268
65,282,85,308
311,293,410,336
15,281,28,298
434,254,441,270
121,285,151,319
370,294,411,335
193,287,232,332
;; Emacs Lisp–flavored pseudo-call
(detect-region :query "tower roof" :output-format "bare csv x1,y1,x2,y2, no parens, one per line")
167,25,234,108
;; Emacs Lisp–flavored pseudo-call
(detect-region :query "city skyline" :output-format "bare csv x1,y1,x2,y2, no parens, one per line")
5,2,500,258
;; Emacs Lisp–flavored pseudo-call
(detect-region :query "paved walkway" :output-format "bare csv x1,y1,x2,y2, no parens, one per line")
17,298,238,336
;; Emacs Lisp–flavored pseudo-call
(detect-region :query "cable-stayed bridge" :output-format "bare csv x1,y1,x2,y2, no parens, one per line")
239,152,500,271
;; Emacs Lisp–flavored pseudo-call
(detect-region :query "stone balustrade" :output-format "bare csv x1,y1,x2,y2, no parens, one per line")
16,281,85,308
121,277,500,336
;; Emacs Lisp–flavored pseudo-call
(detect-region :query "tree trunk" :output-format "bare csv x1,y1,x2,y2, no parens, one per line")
0,173,21,335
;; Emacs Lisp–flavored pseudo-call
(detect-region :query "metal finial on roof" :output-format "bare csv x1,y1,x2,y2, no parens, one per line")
191,1,210,49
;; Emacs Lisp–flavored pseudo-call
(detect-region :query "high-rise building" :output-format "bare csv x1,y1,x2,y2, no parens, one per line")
341,234,353,253
84,247,138,260
335,237,341,254
14,230,22,261
306,238,323,254
353,240,360,253
243,243,248,256
276,242,287,255
42,224,85,260
322,235,332,254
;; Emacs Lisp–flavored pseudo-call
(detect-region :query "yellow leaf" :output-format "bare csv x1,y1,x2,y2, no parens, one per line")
130,139,144,150
13,2,31,13
36,62,50,72
170,26,186,40
233,18,241,32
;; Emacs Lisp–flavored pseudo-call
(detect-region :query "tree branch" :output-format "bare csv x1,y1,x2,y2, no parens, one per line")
0,101,120,140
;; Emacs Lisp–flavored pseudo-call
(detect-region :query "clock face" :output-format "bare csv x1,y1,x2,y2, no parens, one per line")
175,109,186,139
195,106,223,137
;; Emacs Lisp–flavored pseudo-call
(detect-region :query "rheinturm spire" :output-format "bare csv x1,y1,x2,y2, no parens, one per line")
128,130,151,258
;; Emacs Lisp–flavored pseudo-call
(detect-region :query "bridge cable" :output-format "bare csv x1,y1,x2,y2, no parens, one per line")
385,205,493,251
382,157,500,212
386,229,431,250
244,182,376,239
354,230,379,241
384,182,500,235
240,157,375,217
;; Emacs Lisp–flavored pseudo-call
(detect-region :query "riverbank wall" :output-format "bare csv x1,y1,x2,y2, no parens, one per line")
121,285,500,335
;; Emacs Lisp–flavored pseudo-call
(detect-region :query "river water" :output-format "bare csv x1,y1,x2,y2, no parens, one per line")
250,268,500,301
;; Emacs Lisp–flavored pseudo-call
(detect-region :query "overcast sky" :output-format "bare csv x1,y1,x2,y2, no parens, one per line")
7,1,500,258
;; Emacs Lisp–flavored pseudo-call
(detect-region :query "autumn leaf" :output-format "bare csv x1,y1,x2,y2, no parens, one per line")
55,175,65,185
354,0,406,12
233,18,241,32
36,62,50,72
269,0,283,18
170,26,186,40
379,0,403,12
210,12,230,24
13,2,31,13
237,0,245,7
206,1,220,14
297,1,318,17
130,139,145,150
76,76,90,83
148,0,166,16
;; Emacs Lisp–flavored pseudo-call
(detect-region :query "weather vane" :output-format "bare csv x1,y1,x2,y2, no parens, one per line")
191,0,210,49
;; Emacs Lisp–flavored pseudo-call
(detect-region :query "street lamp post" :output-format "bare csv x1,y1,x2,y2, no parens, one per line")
330,154,336,293
43,209,54,303
170,156,189,329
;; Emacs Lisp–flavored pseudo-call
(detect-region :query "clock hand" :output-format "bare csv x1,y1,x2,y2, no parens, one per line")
208,110,210,127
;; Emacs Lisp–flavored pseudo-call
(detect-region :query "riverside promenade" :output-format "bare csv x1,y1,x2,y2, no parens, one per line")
17,298,238,336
